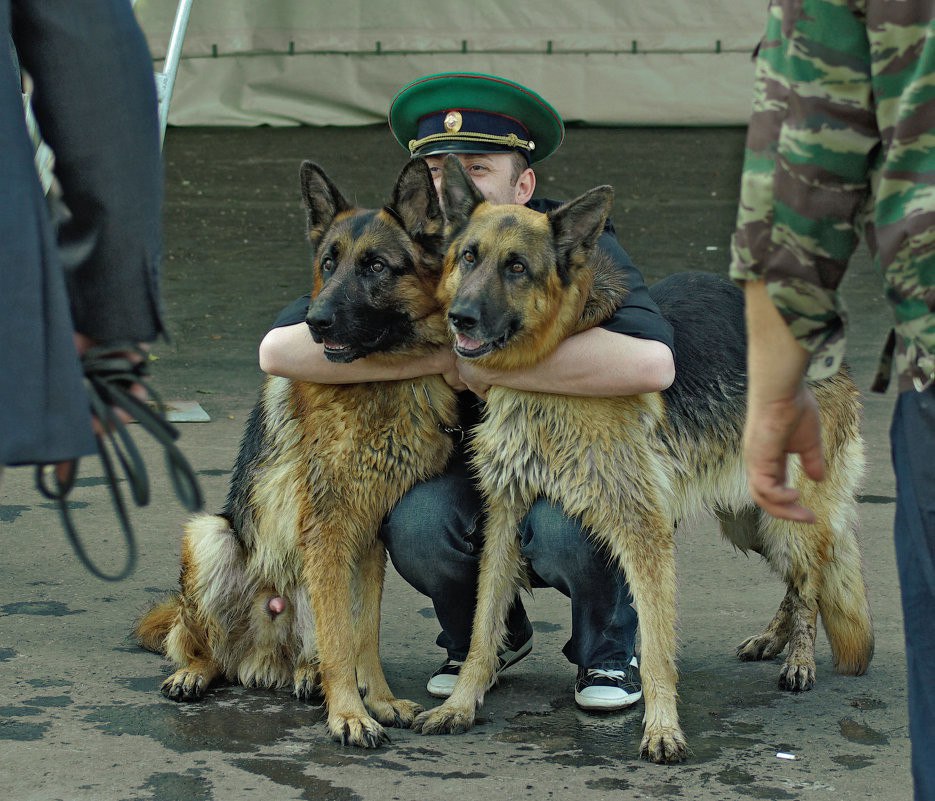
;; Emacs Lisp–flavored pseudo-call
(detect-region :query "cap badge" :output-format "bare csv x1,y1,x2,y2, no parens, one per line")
443,111,463,133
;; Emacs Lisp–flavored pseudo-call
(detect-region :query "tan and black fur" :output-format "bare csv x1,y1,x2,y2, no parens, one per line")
135,159,457,748
412,156,873,762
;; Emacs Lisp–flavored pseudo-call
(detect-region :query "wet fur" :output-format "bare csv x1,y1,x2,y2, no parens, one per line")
412,156,874,763
135,159,457,748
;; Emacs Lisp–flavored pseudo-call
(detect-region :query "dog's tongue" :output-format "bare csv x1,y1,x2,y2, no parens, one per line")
456,333,484,352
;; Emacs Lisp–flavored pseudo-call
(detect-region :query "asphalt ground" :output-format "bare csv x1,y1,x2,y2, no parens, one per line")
0,125,913,801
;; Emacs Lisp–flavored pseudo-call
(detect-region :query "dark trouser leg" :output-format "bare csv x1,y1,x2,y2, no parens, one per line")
520,498,637,669
381,448,531,661
890,387,935,801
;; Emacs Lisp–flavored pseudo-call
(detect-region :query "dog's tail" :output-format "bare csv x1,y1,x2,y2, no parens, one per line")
810,374,874,676
817,529,875,676
134,596,182,654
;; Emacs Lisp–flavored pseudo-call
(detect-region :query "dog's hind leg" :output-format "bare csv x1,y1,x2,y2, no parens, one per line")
736,588,795,662
718,506,795,662
354,540,423,727
412,502,526,736
747,512,828,692
159,514,243,701
292,588,321,702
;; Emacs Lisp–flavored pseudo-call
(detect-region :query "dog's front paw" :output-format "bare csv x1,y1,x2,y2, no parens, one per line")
328,712,390,748
293,663,322,702
366,696,423,728
411,703,476,735
640,724,689,764
161,669,209,702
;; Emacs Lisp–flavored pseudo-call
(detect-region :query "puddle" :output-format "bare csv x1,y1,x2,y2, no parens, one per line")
1,600,85,616
838,717,888,746
234,757,361,801
82,688,327,754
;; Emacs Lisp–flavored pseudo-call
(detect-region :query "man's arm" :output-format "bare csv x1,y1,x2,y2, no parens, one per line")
258,322,458,385
457,327,674,398
742,280,825,523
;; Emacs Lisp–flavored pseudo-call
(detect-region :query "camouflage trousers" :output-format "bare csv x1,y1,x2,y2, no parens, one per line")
730,0,935,394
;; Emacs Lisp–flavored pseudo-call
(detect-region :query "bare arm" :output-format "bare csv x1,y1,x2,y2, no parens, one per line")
258,323,463,387
742,280,825,523
457,327,675,398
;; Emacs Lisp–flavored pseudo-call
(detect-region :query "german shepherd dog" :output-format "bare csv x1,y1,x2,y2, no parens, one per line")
412,156,873,762
135,158,457,748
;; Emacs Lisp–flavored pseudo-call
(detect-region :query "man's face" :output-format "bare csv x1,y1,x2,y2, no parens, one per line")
424,153,526,206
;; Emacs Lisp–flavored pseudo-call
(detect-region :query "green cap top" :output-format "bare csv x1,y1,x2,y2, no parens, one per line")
388,72,565,164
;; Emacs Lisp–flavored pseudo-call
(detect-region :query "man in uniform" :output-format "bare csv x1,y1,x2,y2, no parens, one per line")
260,72,676,712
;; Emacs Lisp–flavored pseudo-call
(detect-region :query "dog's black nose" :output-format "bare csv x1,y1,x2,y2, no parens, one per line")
448,310,478,333
306,314,333,336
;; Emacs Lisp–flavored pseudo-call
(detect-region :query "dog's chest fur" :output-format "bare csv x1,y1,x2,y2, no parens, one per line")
235,374,456,583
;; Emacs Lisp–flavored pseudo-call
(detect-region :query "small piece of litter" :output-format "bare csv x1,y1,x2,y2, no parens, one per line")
776,752,797,760
706,246,719,251
144,400,211,423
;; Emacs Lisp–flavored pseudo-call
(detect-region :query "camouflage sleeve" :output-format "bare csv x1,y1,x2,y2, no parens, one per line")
729,0,880,380
731,0,935,390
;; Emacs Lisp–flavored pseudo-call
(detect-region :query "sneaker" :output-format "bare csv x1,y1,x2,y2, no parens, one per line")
574,656,642,712
426,635,533,698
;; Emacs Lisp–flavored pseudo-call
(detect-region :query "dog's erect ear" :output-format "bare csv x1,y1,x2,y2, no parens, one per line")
300,161,352,246
388,158,445,247
440,155,485,234
548,186,615,272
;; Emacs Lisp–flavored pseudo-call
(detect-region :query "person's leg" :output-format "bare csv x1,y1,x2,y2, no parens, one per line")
520,498,640,710
381,448,531,662
890,387,935,801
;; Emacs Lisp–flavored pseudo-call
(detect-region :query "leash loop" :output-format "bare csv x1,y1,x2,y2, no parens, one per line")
34,344,203,581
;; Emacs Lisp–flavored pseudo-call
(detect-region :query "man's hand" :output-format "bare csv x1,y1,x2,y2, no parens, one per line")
72,334,151,432
454,359,497,399
742,280,825,524
743,382,825,523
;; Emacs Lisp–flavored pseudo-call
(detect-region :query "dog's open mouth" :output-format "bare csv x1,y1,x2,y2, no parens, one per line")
455,332,503,358
323,340,351,356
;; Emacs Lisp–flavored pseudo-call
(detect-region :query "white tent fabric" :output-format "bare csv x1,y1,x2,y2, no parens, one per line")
134,0,765,127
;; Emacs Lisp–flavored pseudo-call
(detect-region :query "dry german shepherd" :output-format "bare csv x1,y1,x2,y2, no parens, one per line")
412,156,874,763
135,158,457,748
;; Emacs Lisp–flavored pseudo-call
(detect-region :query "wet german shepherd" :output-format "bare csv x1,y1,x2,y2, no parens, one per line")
412,156,873,762
135,158,457,748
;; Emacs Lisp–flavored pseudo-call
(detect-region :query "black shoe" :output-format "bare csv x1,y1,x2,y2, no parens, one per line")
426,635,533,698
574,656,642,711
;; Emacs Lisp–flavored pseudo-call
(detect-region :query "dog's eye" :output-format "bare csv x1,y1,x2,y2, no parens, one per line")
321,257,334,272
462,250,475,265
369,260,386,274
508,261,527,274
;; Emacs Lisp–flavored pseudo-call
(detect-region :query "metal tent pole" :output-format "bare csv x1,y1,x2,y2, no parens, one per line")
133,0,194,149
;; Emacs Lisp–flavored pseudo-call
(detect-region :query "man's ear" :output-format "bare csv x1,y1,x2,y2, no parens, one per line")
513,166,536,205
440,154,485,235
387,157,445,248
548,185,614,274
300,161,352,246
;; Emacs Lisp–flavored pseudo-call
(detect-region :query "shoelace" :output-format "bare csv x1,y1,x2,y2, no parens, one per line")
35,343,203,581
584,668,630,680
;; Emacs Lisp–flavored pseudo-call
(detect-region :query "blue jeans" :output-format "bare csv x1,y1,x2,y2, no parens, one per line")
381,448,638,669
891,387,935,801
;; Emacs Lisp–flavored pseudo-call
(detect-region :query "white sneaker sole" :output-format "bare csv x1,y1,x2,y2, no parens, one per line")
426,637,533,699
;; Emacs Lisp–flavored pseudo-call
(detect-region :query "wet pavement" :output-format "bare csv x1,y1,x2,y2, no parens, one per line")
0,126,912,800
